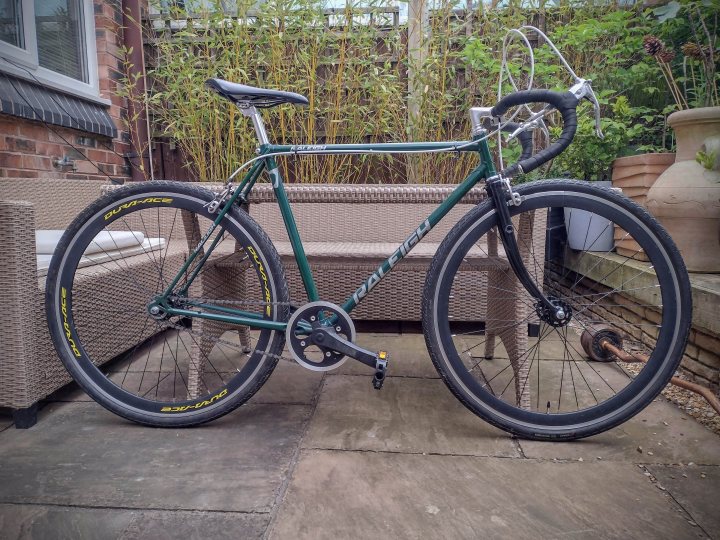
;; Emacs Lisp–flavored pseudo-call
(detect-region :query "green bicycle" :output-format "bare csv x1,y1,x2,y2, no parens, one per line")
45,50,691,441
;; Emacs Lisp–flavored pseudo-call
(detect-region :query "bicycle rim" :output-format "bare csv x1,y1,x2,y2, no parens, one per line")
47,182,287,425
424,180,691,440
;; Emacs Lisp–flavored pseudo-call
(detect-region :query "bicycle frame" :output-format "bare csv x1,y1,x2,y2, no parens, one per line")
158,133,499,333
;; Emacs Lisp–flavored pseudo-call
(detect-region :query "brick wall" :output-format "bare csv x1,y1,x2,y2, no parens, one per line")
0,0,133,182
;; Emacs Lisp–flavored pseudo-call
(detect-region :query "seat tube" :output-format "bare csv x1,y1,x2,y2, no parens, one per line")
265,156,320,302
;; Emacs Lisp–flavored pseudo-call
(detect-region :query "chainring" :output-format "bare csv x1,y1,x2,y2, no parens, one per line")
286,301,356,371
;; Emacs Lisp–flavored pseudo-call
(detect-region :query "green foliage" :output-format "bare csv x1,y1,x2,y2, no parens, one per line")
549,97,649,181
645,0,719,109
145,0,411,182
462,3,676,180
123,0,701,183
696,149,718,170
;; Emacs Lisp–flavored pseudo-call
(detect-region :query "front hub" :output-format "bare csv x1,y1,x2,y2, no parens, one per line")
535,297,573,327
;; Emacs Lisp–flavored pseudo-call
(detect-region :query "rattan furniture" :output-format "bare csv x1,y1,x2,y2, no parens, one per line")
2,178,109,427
1,178,189,427
243,183,546,407
185,183,545,407
2,179,545,427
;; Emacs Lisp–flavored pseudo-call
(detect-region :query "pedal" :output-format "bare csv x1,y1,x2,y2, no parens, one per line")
372,351,389,390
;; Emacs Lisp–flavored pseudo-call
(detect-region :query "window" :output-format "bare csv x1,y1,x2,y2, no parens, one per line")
0,0,99,100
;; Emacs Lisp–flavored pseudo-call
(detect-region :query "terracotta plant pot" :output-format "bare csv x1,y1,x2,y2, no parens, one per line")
612,153,675,260
646,107,720,273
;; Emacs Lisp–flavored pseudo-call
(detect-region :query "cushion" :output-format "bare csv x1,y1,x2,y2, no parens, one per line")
37,237,166,277
36,230,145,255
273,241,507,265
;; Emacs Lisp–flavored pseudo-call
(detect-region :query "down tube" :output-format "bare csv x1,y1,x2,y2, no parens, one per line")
341,164,488,314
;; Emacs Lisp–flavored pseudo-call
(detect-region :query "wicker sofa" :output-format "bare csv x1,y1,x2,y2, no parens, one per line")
1,178,108,427
1,179,545,427
1,178,192,427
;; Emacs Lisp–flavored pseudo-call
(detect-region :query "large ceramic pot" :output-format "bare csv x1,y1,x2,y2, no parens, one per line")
612,153,675,261
646,107,720,273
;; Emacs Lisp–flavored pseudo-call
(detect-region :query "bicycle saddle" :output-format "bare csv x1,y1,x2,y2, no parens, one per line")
205,78,309,108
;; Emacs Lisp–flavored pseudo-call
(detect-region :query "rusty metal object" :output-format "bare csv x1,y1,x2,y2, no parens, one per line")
579,324,623,362
580,326,720,415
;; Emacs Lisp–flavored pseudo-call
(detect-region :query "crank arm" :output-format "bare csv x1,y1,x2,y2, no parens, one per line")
311,327,377,368
311,327,389,389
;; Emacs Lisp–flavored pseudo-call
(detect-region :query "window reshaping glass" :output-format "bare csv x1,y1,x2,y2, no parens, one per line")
0,0,24,48
34,0,87,82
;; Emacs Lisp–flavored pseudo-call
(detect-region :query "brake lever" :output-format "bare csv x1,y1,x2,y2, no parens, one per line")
569,79,604,139
587,87,604,139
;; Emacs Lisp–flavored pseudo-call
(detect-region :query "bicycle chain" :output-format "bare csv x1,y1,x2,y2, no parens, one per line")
168,295,293,308
160,297,296,364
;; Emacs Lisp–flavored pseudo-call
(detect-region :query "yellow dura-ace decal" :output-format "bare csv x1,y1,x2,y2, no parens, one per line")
60,287,81,357
247,246,272,316
161,388,228,412
104,197,173,220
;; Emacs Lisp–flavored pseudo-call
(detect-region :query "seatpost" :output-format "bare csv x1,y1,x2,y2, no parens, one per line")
238,104,270,146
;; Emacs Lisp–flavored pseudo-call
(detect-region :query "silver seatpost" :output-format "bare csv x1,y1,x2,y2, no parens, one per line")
238,104,270,146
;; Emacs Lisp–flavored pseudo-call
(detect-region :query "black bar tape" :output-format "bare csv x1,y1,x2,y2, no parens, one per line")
490,90,579,177
501,122,533,161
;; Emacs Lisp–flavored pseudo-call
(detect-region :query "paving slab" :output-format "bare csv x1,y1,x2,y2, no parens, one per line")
270,449,701,540
46,383,92,403
0,414,12,432
0,503,137,540
646,464,720,539
47,358,323,406
249,360,323,404
119,510,268,540
0,504,269,540
333,333,439,378
519,397,720,464
303,375,519,457
0,401,310,513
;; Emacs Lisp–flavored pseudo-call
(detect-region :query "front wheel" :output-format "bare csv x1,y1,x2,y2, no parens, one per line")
46,181,289,426
422,180,691,441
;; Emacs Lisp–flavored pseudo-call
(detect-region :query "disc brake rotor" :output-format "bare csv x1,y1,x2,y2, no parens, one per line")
286,301,356,371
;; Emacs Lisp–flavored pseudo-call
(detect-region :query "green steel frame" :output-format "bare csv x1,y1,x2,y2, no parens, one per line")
159,137,498,332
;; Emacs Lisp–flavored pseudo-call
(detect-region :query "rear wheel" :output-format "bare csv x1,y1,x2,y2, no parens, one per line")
46,181,289,426
422,180,691,440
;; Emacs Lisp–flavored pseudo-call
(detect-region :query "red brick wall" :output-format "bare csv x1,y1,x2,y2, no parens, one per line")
0,0,132,181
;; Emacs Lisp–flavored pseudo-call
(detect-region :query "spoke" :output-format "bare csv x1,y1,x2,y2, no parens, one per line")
557,330,567,412
157,208,180,289
567,215,617,296
572,270,654,322
155,333,168,399
127,213,166,289
180,329,231,386
553,326,599,406
120,316,154,387
458,312,537,355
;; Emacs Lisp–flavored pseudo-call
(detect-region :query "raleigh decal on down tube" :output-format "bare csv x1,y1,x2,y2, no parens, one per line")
352,219,431,304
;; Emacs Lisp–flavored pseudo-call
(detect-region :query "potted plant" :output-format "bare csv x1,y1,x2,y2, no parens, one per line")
550,97,642,251
642,1,720,272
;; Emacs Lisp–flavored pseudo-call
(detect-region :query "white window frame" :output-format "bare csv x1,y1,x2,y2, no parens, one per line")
0,0,104,104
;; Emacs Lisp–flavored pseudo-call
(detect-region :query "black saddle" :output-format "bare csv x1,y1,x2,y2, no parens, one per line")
205,78,309,108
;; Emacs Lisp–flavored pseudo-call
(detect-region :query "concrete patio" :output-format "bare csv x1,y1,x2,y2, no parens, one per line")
0,332,718,539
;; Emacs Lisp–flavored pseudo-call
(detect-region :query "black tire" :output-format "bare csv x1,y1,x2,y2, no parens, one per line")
422,180,691,441
46,181,289,426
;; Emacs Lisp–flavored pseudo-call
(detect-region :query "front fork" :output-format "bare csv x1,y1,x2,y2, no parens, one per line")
485,175,567,322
